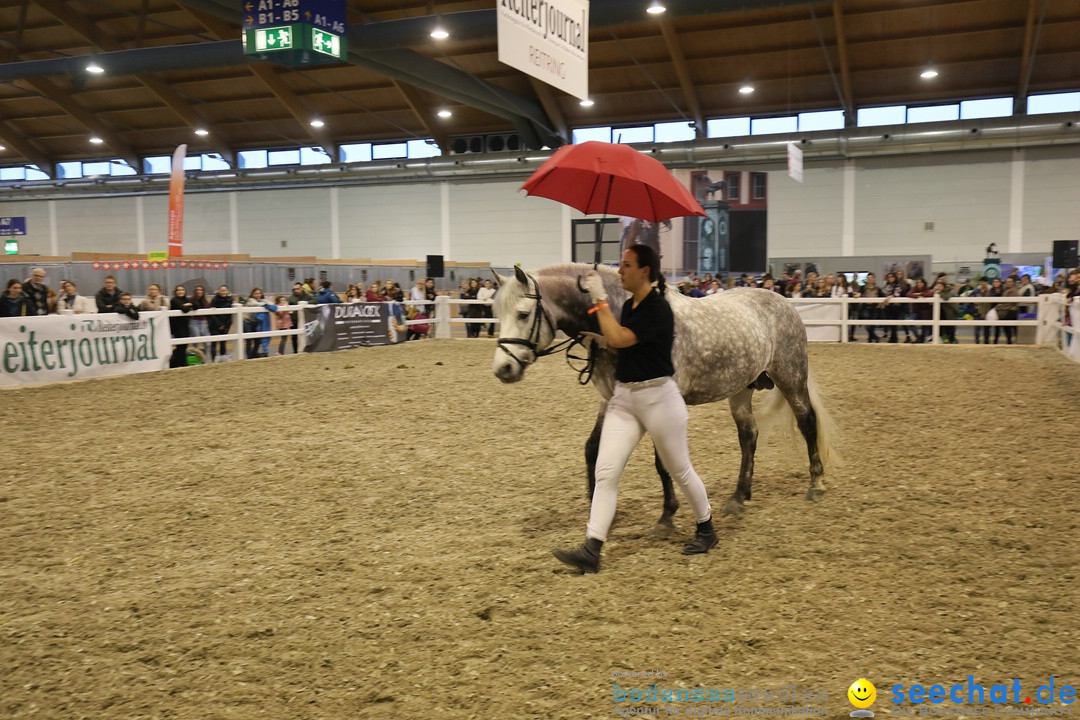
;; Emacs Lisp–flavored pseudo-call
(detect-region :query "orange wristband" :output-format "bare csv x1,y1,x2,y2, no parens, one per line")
587,302,609,314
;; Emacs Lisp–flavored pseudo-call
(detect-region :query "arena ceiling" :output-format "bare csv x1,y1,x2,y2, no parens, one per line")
0,0,1078,176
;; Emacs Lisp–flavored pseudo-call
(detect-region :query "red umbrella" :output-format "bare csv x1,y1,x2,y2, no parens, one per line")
520,141,705,222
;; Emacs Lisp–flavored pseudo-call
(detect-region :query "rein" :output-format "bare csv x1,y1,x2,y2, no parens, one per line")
495,272,568,371
496,269,600,384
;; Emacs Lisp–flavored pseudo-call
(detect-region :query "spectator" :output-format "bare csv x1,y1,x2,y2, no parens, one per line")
907,277,934,343
1018,274,1037,315
785,280,803,299
882,272,912,343
345,284,363,302
996,276,1021,344
462,277,482,337
290,282,315,305
406,305,430,341
688,279,706,298
971,278,993,344
365,281,382,302
860,273,884,342
208,285,234,361
424,277,438,307
23,267,52,315
244,287,277,358
1,279,29,317
138,283,169,311
809,277,830,298
115,293,140,320
836,276,860,341
384,279,404,302
188,285,211,357
934,280,958,344
95,276,123,313
273,295,295,356
477,278,497,337
410,279,425,304
316,281,341,304
706,280,723,295
302,277,316,295
55,280,96,314
169,285,194,368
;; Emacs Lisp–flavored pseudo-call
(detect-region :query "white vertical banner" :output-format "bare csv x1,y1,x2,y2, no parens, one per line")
787,141,804,183
498,0,589,101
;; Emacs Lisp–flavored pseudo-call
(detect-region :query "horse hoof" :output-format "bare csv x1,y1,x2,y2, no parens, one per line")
653,523,674,539
805,487,826,502
722,499,745,517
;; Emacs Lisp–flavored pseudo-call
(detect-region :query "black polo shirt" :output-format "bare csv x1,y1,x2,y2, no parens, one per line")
616,290,675,383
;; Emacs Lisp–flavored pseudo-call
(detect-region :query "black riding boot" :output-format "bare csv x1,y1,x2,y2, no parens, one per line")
553,537,603,573
683,518,719,555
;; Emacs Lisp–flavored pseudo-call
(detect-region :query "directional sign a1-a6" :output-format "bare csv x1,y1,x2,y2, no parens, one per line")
242,0,344,32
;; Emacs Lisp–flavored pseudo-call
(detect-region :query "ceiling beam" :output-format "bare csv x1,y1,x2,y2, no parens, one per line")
527,78,569,144
9,0,29,62
1014,0,1044,114
0,120,56,176
182,6,338,161
392,80,449,154
246,64,339,162
23,77,142,170
658,16,704,139
831,1,855,126
31,0,235,165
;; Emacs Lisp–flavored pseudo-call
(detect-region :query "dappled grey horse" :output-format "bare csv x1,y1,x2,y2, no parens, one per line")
492,264,836,531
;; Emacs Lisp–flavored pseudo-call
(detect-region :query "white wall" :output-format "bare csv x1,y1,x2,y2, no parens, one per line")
3,146,1079,266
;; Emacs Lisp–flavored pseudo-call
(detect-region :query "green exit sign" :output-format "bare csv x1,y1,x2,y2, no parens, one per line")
243,23,346,66
253,25,294,51
311,28,342,58
5,239,18,255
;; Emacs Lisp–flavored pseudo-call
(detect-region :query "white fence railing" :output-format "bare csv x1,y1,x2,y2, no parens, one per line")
58,292,1080,365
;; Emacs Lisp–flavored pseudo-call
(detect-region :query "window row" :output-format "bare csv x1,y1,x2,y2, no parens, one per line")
3,91,1077,181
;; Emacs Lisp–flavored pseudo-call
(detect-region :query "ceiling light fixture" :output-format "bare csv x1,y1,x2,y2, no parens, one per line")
920,67,939,79
194,128,209,136
89,136,104,144
739,84,755,95
430,19,449,41
85,61,104,74
579,98,595,107
647,0,666,15
310,119,325,128
437,109,452,118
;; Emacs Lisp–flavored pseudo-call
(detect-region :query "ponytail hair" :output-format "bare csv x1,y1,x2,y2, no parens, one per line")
626,243,666,295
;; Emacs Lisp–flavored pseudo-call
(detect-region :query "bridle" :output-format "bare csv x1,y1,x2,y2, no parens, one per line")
495,272,574,372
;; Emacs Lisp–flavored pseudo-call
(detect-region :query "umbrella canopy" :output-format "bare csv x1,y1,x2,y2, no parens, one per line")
520,141,706,222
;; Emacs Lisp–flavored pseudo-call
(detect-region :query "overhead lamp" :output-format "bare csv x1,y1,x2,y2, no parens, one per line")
647,1,666,14
437,109,452,118
739,84,755,95
430,20,449,40
85,60,104,74
579,98,595,107
310,119,325,128
194,128,209,136
0,145,5,152
89,136,104,144
920,67,939,79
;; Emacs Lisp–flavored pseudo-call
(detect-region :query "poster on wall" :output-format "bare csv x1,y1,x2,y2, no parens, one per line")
302,303,389,352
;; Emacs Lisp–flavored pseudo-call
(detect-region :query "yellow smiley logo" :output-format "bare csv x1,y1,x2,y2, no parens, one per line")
848,678,877,709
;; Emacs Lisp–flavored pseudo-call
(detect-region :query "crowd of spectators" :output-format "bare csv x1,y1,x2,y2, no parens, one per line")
676,266,1080,344
4,266,1076,353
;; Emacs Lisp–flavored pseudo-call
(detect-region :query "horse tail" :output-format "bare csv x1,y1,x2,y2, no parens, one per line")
805,370,840,471
755,370,840,471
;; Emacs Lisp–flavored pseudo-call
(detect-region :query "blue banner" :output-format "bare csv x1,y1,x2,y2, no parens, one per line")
0,217,26,237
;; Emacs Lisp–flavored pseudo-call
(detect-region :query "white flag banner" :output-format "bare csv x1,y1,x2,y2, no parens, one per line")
795,302,842,342
498,0,589,100
0,311,171,387
787,141,804,183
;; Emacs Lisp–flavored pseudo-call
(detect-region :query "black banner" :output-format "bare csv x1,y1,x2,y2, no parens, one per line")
302,303,390,352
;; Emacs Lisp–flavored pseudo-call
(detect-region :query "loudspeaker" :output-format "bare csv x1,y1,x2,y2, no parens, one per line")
426,254,444,278
1052,240,1078,268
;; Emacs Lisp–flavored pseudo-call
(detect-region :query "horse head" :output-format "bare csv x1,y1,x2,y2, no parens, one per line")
491,265,560,383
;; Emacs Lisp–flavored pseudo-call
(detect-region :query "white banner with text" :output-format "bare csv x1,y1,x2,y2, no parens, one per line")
0,311,171,388
498,0,589,100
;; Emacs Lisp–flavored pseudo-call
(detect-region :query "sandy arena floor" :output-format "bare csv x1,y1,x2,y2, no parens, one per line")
2,341,1078,719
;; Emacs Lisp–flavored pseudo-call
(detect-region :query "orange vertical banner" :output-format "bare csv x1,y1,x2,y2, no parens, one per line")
167,144,187,257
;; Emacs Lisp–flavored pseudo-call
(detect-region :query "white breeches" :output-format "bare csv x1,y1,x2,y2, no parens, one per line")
586,378,712,541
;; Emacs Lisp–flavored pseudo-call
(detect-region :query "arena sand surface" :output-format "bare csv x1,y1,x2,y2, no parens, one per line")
2,341,1078,720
